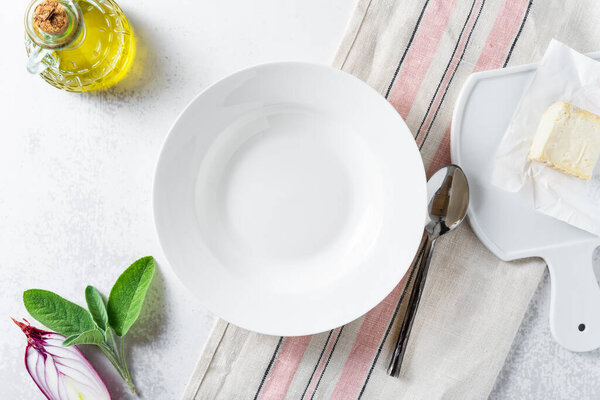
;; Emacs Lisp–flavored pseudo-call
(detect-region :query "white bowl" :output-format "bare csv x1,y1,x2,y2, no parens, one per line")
153,62,426,336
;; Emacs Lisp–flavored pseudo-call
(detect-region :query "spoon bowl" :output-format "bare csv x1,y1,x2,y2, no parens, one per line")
425,165,470,239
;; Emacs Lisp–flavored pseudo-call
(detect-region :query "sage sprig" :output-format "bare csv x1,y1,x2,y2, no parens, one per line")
23,256,156,393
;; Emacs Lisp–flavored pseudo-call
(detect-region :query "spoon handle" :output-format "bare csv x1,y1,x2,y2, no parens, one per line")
387,233,435,377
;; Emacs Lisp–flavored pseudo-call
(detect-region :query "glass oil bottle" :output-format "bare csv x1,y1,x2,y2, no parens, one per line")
25,0,135,92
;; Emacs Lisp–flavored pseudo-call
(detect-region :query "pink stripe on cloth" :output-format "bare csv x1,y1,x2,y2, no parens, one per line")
387,0,457,119
427,126,453,177
415,0,484,147
427,0,530,175
473,0,531,73
301,328,343,400
329,274,410,400
258,336,312,400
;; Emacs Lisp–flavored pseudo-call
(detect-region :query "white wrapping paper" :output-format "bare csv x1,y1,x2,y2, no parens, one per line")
492,39,600,236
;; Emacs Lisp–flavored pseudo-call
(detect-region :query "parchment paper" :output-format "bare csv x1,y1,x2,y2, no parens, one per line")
492,39,600,236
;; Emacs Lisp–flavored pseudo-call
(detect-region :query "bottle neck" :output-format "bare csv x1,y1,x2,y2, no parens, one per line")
25,0,83,50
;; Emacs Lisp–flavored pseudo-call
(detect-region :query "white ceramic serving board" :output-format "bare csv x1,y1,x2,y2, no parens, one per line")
451,55,600,352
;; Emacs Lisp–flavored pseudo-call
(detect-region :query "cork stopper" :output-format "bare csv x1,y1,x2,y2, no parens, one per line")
33,0,69,36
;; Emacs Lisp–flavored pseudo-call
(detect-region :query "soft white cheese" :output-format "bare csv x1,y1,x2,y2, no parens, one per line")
529,102,600,181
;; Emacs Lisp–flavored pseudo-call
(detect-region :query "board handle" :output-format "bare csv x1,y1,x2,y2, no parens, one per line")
546,243,600,352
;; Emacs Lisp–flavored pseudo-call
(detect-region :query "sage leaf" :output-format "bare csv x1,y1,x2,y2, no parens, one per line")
23,289,95,337
107,256,155,337
63,329,105,346
85,285,108,331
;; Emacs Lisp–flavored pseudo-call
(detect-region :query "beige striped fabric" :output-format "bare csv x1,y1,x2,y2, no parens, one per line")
183,0,600,399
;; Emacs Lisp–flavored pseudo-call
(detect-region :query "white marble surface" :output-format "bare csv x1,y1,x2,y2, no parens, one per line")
2,0,599,399
491,249,600,400
0,1,352,398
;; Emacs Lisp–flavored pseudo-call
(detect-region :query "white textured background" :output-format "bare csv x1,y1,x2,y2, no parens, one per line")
1,0,599,398
0,1,352,398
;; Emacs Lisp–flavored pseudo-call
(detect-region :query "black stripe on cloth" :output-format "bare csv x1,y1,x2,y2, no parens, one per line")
357,238,427,399
384,0,432,99
310,326,345,400
418,0,485,150
300,330,334,400
502,0,533,68
413,0,479,143
253,336,284,400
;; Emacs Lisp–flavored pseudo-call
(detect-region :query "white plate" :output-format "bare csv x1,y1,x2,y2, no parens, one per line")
153,63,426,336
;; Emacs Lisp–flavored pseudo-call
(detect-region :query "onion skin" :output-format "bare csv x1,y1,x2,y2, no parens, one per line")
13,318,111,400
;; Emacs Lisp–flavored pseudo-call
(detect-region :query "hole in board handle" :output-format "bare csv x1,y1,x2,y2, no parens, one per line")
578,324,586,332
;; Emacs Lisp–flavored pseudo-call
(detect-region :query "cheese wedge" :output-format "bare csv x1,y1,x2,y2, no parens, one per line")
529,102,600,181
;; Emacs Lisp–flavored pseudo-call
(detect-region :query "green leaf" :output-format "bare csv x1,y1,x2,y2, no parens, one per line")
23,289,95,337
62,329,105,346
107,256,156,337
85,285,108,331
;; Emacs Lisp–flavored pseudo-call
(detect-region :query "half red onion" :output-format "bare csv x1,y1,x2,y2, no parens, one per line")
13,318,111,400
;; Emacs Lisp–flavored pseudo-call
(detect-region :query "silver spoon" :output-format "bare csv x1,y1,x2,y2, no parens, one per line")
387,164,469,377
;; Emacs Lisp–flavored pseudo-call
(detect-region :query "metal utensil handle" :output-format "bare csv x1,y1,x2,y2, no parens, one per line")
387,234,435,377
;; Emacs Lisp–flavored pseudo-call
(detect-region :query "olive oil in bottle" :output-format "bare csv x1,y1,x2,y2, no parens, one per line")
25,0,135,92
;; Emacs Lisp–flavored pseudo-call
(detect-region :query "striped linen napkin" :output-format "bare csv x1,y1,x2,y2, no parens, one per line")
183,0,600,398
